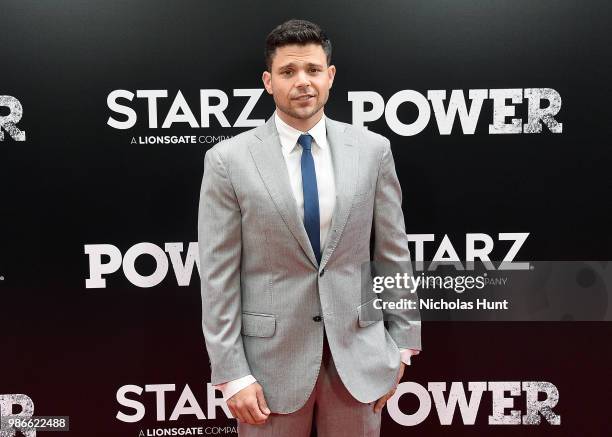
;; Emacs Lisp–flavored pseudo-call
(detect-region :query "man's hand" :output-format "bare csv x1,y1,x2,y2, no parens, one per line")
227,382,271,425
373,362,405,413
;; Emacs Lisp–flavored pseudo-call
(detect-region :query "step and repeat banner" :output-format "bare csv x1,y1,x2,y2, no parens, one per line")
1,1,611,436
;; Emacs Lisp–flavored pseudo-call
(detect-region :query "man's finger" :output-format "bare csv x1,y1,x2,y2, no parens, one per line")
247,400,268,424
233,404,243,423
373,397,386,413
227,403,237,420
233,400,251,424
256,387,271,416
238,402,258,425
396,363,405,384
373,394,388,413
373,389,395,413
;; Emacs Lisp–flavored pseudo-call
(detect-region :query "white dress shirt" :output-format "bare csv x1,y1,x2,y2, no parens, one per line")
213,110,420,401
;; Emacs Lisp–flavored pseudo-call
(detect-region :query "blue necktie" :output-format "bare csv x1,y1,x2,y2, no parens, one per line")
298,133,321,265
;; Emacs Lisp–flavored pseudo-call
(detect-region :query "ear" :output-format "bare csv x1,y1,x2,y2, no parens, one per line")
262,71,273,95
327,65,336,89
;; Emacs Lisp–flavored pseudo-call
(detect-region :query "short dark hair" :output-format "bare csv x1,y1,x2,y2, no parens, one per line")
265,19,332,71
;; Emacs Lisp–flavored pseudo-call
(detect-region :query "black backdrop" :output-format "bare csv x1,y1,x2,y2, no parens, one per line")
1,1,611,435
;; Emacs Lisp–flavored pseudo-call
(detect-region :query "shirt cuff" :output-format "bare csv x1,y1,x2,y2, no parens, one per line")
213,375,257,401
399,348,420,366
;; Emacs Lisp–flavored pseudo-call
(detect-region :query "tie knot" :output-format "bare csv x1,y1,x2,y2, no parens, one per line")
298,133,313,151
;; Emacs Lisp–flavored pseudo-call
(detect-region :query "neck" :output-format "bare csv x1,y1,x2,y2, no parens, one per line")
276,107,324,132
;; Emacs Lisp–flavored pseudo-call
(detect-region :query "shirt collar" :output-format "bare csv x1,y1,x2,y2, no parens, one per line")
274,110,327,154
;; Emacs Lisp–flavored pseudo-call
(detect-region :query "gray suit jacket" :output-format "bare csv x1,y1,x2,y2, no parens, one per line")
198,115,421,413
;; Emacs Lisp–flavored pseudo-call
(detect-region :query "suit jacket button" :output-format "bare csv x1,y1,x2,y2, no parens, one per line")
312,315,322,322
319,269,325,277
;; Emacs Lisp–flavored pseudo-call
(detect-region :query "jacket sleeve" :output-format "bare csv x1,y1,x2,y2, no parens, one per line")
372,138,422,351
198,147,252,385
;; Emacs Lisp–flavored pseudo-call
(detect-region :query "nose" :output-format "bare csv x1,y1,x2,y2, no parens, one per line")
294,70,311,88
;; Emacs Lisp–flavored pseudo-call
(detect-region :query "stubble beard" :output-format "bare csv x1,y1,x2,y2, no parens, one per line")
278,96,326,121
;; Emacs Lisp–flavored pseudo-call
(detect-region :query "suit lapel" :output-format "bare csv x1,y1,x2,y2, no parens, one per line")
249,115,359,270
250,116,319,266
320,118,359,270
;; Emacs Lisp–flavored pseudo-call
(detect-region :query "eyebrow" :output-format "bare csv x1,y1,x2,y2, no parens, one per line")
278,62,324,71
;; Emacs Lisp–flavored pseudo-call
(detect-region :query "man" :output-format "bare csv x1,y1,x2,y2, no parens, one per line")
198,19,421,436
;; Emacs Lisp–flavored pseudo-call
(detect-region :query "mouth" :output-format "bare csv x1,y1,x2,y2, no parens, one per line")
293,94,315,101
